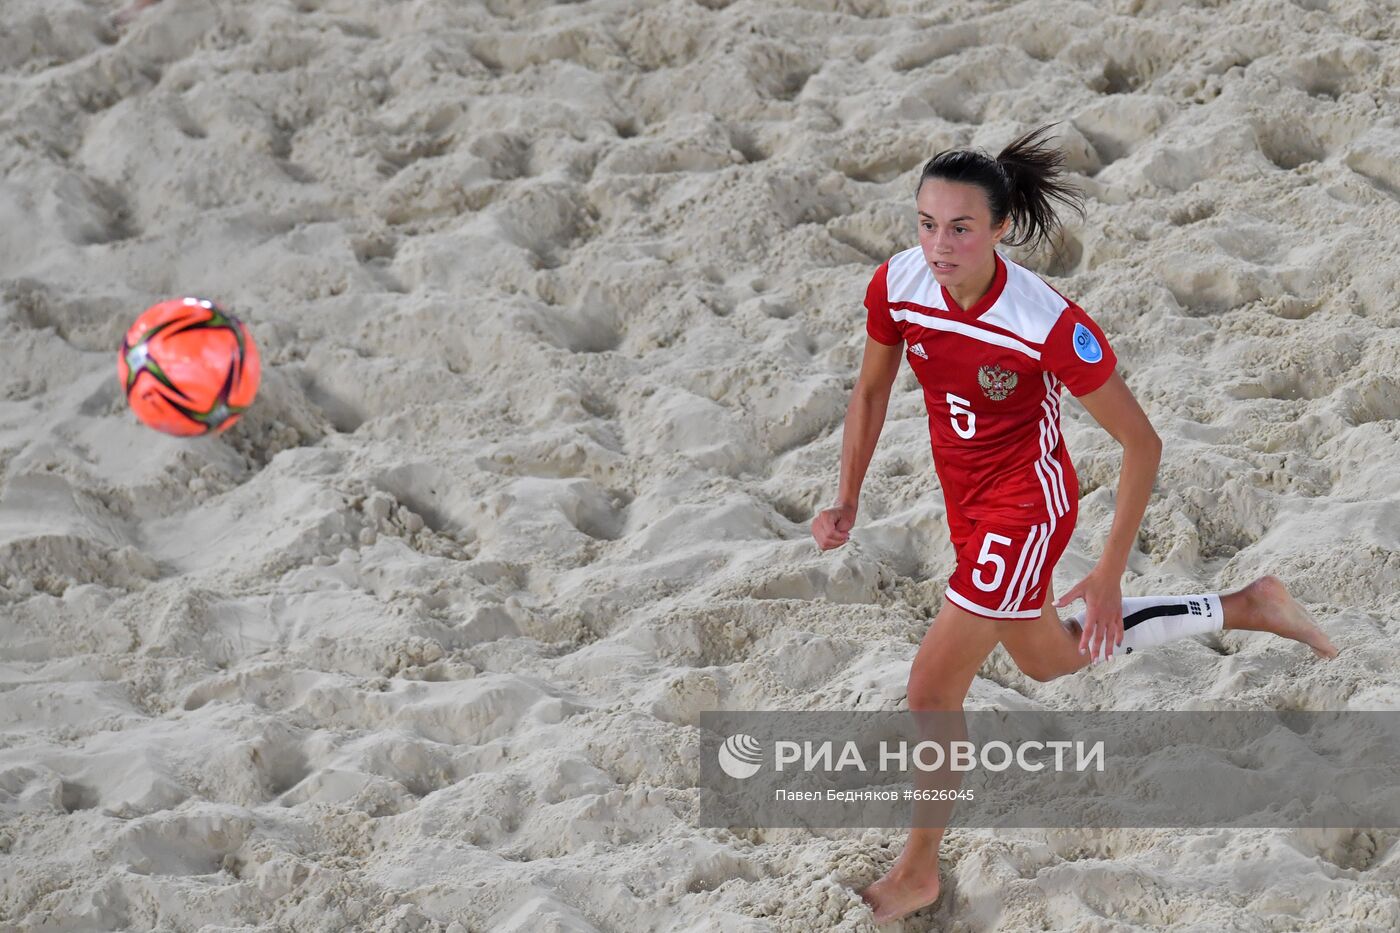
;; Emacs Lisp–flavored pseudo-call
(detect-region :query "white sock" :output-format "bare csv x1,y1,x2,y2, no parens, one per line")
1065,593,1224,664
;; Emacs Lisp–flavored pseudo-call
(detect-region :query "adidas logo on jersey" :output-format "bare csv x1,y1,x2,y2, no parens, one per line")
910,343,928,359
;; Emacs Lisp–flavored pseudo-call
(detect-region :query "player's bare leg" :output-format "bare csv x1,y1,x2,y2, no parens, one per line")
996,584,1092,680
998,576,1336,681
858,604,1001,924
1218,574,1337,659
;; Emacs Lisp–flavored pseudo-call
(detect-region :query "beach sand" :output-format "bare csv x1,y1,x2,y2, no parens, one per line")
2,0,1398,929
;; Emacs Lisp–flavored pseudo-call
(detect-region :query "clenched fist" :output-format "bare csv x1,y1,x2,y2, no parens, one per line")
811,503,857,551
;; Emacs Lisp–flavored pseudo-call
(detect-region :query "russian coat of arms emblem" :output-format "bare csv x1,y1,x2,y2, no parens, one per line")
977,364,1018,401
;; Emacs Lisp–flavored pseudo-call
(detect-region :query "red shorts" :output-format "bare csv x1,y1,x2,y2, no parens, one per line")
944,507,1076,621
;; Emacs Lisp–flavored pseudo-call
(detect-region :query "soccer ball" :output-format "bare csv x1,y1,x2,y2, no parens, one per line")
118,297,261,436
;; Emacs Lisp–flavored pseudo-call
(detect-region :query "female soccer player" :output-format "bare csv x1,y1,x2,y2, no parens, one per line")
810,124,1337,924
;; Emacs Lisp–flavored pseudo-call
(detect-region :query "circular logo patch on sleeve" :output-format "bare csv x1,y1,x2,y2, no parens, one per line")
1072,322,1103,363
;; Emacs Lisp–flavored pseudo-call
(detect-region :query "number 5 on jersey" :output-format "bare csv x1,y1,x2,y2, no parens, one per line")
947,392,976,439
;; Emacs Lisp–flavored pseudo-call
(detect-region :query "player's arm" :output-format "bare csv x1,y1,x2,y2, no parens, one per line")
813,337,901,550
1076,371,1161,572
838,337,902,508
1055,371,1162,656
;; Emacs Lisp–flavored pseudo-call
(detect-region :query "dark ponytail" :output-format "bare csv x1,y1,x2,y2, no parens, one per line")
916,122,1085,255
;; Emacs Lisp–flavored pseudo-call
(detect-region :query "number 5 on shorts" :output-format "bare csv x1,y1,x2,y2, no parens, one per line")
972,532,1014,592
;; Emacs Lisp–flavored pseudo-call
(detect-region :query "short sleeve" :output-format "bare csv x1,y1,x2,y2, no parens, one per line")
1041,303,1116,396
864,261,902,346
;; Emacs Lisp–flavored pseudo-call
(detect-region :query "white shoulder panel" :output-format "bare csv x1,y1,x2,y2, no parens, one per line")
979,252,1069,345
885,246,946,310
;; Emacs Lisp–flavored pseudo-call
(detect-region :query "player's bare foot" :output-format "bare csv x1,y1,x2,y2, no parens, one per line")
859,864,942,924
1233,575,1338,659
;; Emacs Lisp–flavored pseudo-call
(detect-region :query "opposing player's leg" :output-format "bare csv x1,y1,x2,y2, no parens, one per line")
858,600,1002,924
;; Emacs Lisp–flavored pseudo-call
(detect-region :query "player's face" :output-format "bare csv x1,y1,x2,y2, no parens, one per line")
915,179,1009,284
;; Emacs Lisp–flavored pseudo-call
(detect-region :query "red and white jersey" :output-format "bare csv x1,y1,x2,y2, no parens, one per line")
865,246,1117,528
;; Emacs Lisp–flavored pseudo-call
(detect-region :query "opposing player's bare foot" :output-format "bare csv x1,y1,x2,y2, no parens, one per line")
1231,575,1338,659
858,864,942,924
